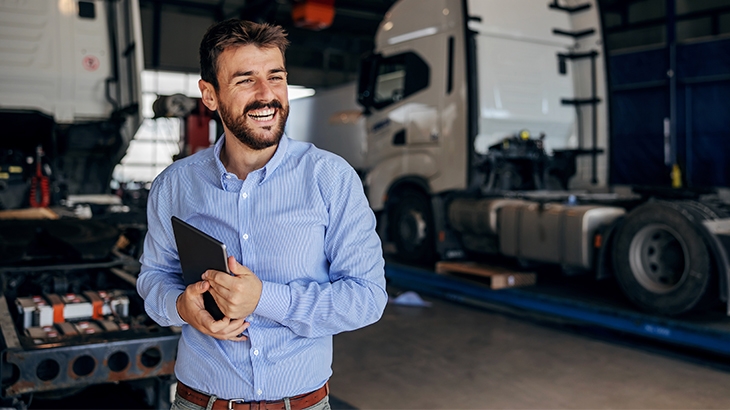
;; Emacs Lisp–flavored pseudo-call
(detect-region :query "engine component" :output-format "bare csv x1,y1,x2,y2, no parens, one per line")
29,146,50,208
0,219,178,402
16,290,130,330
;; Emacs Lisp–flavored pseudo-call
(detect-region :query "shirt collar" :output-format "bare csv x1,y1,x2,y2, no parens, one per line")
213,136,228,182
213,133,290,185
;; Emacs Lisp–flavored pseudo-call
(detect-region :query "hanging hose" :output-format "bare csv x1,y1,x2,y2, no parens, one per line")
29,145,50,208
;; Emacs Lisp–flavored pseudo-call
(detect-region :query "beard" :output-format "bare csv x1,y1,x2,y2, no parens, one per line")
217,98,289,150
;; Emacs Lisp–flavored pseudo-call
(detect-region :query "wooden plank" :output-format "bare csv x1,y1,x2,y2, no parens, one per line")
436,261,514,277
435,261,536,290
0,207,59,220
490,273,537,290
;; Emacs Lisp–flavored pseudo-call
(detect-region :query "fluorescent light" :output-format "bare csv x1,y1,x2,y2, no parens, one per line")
289,86,316,100
58,0,75,16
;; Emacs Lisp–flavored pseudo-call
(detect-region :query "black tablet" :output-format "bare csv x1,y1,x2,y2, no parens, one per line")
171,216,229,320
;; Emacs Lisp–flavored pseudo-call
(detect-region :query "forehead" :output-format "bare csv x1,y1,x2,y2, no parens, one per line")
216,44,284,76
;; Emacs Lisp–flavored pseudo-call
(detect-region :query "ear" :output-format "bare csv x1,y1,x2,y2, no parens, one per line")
199,79,218,112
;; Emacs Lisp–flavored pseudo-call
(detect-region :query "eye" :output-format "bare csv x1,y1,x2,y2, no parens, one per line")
236,78,253,85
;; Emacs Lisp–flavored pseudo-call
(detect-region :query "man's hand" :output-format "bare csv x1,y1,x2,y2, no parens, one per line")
202,256,262,320
176,280,249,341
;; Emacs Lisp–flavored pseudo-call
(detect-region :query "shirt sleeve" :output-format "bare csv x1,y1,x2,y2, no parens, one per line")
137,176,187,327
253,162,388,337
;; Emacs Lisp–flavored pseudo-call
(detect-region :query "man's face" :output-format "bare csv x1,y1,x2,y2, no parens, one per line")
207,44,289,150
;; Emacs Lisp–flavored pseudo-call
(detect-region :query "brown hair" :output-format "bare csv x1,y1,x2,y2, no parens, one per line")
199,19,290,90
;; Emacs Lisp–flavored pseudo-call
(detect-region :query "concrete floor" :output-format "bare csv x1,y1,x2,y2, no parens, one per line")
330,289,730,409
26,285,730,409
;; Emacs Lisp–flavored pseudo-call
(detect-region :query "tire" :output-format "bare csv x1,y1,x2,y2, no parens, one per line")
388,188,435,265
612,201,715,315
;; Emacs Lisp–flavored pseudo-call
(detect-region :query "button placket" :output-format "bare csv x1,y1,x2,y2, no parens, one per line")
239,180,253,260
250,345,263,400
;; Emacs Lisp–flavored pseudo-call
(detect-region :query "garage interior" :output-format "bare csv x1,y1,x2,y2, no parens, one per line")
2,0,730,409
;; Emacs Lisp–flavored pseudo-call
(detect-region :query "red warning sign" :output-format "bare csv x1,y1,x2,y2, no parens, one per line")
82,55,100,71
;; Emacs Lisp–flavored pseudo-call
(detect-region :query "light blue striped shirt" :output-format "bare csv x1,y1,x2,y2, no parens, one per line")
137,135,387,401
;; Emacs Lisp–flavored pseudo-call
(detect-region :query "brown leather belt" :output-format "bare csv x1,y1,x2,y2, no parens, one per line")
176,381,329,410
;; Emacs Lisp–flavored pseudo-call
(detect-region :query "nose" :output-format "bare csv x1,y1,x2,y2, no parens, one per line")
254,80,275,101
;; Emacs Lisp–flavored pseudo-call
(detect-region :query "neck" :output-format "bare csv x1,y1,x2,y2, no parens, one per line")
220,133,278,180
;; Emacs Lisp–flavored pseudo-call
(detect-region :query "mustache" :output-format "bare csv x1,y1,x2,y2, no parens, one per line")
245,100,284,113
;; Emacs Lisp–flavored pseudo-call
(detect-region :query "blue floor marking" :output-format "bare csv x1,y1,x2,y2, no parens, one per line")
385,264,730,356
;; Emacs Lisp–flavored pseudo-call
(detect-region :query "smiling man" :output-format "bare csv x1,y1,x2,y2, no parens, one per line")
137,20,387,410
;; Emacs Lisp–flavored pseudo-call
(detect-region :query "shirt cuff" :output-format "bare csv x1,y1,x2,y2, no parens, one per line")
165,288,186,326
253,281,290,323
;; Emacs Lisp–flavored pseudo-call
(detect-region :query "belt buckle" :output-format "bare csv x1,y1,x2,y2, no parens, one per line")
227,398,246,410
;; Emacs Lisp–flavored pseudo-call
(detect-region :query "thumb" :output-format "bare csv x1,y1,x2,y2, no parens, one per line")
228,255,245,276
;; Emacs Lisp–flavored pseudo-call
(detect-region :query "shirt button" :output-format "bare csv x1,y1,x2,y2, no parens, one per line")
242,192,248,198
257,389,262,396
225,174,232,179
253,349,259,356
243,234,249,240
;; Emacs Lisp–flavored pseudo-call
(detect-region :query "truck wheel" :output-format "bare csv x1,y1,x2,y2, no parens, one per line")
389,188,435,264
612,202,715,315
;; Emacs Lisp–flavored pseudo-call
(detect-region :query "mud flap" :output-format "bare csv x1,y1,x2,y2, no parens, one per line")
701,219,730,315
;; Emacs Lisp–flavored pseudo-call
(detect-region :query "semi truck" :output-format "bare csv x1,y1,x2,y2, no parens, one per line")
347,0,730,317
0,0,177,408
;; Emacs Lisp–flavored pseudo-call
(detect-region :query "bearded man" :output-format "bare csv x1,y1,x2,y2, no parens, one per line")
137,19,387,410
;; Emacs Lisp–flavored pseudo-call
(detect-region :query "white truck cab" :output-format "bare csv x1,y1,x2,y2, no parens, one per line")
0,0,144,207
358,0,609,209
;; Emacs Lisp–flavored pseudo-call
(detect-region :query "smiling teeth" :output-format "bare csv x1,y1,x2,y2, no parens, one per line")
249,109,275,120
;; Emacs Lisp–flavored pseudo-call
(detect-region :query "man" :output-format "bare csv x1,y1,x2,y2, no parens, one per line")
137,19,387,410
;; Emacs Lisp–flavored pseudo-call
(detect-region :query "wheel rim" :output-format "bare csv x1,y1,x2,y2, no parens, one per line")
398,208,427,252
628,223,689,294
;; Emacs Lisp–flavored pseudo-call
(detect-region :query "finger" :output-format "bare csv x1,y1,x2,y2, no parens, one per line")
202,311,216,325
206,285,229,308
226,320,250,340
182,282,209,313
201,268,219,282
198,280,210,292
208,288,245,321
203,269,236,291
188,280,209,295
208,318,247,340
202,268,238,289
206,316,233,333
232,331,248,341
